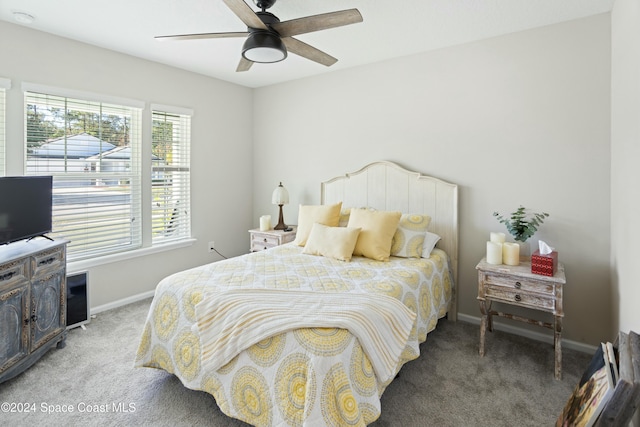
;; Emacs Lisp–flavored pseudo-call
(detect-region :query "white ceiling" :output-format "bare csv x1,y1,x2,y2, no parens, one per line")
0,0,615,88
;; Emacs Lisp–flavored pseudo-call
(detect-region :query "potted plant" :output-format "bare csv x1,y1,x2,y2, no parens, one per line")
493,206,549,245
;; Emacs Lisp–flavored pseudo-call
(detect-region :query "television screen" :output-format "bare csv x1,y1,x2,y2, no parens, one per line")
0,176,53,245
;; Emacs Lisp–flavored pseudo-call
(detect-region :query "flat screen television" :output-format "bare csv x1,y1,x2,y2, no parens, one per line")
0,176,53,245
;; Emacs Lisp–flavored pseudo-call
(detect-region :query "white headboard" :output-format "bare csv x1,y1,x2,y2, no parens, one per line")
321,161,459,320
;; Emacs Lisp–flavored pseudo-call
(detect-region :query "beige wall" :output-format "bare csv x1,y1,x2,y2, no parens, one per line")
253,14,612,346
0,21,254,307
612,0,640,340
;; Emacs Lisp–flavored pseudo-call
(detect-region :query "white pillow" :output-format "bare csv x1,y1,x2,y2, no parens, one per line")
421,232,441,258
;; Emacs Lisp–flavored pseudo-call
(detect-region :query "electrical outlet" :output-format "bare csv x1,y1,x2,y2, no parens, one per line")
208,241,215,253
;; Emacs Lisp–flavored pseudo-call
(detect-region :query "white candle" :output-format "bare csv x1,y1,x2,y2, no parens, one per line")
486,241,503,265
259,215,271,231
503,242,520,266
490,232,506,243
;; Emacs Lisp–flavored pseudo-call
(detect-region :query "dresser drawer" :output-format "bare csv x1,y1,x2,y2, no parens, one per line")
0,260,29,290
485,284,555,310
31,247,65,276
483,272,555,296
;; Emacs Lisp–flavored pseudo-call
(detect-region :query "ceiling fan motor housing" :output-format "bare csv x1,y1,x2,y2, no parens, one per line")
243,11,287,63
255,11,281,28
254,0,277,11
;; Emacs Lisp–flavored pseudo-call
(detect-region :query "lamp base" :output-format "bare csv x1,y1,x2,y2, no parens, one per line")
274,204,287,230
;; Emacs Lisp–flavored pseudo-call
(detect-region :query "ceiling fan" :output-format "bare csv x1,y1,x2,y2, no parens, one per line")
155,0,363,72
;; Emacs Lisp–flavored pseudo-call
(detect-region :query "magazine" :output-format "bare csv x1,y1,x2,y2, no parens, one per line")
556,343,615,427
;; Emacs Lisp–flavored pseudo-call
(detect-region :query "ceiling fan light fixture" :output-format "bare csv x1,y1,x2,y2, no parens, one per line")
242,30,287,63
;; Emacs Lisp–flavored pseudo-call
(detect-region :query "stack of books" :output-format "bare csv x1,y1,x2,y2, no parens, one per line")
556,331,639,427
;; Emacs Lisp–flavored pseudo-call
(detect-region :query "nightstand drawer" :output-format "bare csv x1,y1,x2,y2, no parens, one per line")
251,236,279,251
484,284,555,310
483,272,555,296
252,234,280,248
249,226,297,252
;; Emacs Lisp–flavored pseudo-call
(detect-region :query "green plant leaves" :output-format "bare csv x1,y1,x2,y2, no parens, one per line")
493,206,549,242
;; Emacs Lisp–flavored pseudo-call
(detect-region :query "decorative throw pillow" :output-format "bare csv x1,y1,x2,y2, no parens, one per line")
303,223,361,262
421,231,441,258
338,208,351,227
293,202,342,246
390,214,432,258
347,208,402,261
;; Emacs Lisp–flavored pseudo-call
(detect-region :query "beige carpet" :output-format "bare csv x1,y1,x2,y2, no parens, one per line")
0,298,591,426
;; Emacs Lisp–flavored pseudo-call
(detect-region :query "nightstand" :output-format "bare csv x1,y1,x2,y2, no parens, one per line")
249,227,297,252
476,257,566,379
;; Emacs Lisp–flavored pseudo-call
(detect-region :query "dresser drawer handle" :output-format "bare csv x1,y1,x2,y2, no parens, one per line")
0,271,15,281
263,238,268,243
514,281,521,289
38,257,56,266
263,246,267,250
514,294,522,302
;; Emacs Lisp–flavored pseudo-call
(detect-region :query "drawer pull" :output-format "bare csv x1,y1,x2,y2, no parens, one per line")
38,257,56,266
0,271,15,281
263,238,268,243
514,281,521,289
514,294,522,302
263,246,267,250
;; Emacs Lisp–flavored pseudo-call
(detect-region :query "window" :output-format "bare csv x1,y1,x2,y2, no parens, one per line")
25,90,142,261
0,78,9,176
151,107,191,244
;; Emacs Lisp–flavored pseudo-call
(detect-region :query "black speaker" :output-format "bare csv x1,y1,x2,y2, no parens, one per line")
66,271,89,329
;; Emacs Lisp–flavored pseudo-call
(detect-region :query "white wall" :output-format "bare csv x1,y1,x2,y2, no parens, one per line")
612,0,640,340
253,14,612,346
0,21,254,307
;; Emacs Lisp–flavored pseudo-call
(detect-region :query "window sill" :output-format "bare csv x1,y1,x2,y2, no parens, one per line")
68,238,197,274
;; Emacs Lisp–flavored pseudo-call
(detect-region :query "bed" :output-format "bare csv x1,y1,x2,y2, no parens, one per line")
135,161,458,426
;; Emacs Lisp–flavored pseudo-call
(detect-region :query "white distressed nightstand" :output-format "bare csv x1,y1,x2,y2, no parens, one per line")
476,257,566,379
249,227,297,252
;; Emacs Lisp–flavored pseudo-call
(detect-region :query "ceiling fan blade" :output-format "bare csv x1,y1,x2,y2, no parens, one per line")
155,32,247,41
236,57,253,72
223,0,268,30
282,37,337,67
273,9,362,37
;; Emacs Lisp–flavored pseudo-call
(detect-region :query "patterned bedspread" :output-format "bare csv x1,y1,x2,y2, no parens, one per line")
134,244,453,426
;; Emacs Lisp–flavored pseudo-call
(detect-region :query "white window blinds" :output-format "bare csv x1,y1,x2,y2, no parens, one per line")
25,91,142,261
0,78,9,176
151,108,191,244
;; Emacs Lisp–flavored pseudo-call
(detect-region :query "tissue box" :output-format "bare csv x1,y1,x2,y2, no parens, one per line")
531,250,558,276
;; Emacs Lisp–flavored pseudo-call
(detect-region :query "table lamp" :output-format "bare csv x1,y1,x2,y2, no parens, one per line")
271,182,289,230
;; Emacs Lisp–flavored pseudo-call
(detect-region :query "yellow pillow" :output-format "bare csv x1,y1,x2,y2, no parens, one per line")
390,214,432,258
293,202,342,246
338,208,351,227
347,208,402,261
302,223,361,262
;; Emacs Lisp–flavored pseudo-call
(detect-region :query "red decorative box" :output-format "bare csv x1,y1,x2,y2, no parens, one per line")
531,249,558,276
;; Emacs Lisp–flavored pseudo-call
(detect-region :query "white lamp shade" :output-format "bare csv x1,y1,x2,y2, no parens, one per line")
271,183,289,205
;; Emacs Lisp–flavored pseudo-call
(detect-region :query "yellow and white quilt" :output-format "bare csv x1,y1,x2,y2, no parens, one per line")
135,244,453,426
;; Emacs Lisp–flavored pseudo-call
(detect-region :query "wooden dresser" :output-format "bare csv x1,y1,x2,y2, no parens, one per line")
476,257,566,379
0,239,67,383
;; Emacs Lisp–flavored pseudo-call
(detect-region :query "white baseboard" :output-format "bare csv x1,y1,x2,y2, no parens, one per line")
457,313,597,355
90,290,155,316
